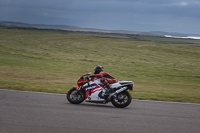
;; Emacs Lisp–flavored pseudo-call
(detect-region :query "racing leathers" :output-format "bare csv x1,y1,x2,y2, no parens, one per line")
93,71,117,97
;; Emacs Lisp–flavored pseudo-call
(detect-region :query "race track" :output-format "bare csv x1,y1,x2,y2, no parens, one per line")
0,89,200,133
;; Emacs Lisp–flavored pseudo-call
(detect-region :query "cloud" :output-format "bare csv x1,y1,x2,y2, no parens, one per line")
165,0,200,6
166,1,188,6
42,13,49,16
0,0,200,34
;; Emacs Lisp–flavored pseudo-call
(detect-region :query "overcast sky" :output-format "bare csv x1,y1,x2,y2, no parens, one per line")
1,0,200,34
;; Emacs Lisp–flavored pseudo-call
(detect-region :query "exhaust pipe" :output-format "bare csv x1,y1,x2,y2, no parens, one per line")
108,87,127,99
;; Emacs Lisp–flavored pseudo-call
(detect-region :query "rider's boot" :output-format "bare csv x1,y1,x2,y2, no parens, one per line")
104,83,113,97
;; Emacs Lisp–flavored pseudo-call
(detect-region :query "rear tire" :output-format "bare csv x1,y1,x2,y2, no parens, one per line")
67,88,85,104
111,90,132,108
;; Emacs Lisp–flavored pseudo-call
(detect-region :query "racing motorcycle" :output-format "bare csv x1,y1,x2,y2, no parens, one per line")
67,73,134,108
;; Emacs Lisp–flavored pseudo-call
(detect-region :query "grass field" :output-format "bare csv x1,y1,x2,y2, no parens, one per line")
0,28,200,103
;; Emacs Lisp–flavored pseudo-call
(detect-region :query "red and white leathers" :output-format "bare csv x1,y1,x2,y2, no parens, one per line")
93,71,117,85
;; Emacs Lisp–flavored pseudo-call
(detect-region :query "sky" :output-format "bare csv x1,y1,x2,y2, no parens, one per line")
1,0,200,34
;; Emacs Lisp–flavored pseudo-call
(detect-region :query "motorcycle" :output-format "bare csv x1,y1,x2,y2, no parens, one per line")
66,73,134,108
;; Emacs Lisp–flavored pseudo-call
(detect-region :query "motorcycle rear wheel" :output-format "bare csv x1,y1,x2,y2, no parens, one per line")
67,88,85,104
111,90,132,108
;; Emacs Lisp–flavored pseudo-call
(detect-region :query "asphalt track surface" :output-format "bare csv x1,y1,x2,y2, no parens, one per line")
0,89,200,133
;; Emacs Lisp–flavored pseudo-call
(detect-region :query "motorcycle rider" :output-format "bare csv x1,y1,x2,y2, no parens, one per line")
90,65,117,97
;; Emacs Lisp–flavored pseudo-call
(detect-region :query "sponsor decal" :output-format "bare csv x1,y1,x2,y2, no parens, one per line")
91,88,102,93
85,83,98,91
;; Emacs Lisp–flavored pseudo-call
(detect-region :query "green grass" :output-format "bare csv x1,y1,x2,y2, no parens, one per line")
0,28,200,103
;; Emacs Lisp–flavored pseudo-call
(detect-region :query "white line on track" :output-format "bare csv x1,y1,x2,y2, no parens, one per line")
1,88,199,105
0,88,65,96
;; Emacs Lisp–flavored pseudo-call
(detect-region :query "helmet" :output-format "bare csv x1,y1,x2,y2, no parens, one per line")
94,65,103,74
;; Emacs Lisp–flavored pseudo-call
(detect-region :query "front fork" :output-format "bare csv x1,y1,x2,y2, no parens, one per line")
74,86,82,95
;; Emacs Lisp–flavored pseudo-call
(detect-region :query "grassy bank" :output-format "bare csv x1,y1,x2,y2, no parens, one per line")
0,28,200,103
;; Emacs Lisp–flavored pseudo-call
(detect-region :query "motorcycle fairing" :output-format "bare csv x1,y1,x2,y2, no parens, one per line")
85,87,105,102
73,86,79,90
110,83,123,89
84,83,105,101
111,80,134,90
77,73,91,86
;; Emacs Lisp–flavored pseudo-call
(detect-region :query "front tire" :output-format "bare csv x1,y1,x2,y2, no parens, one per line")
111,90,132,108
67,88,85,104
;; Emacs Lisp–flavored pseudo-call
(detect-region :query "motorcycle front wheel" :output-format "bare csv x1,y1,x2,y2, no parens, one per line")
111,90,132,108
67,88,85,104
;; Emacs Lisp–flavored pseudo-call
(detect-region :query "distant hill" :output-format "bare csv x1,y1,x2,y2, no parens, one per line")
1,21,200,38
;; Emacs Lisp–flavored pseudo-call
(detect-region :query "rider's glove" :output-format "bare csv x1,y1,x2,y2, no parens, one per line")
90,75,95,78
100,78,105,82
